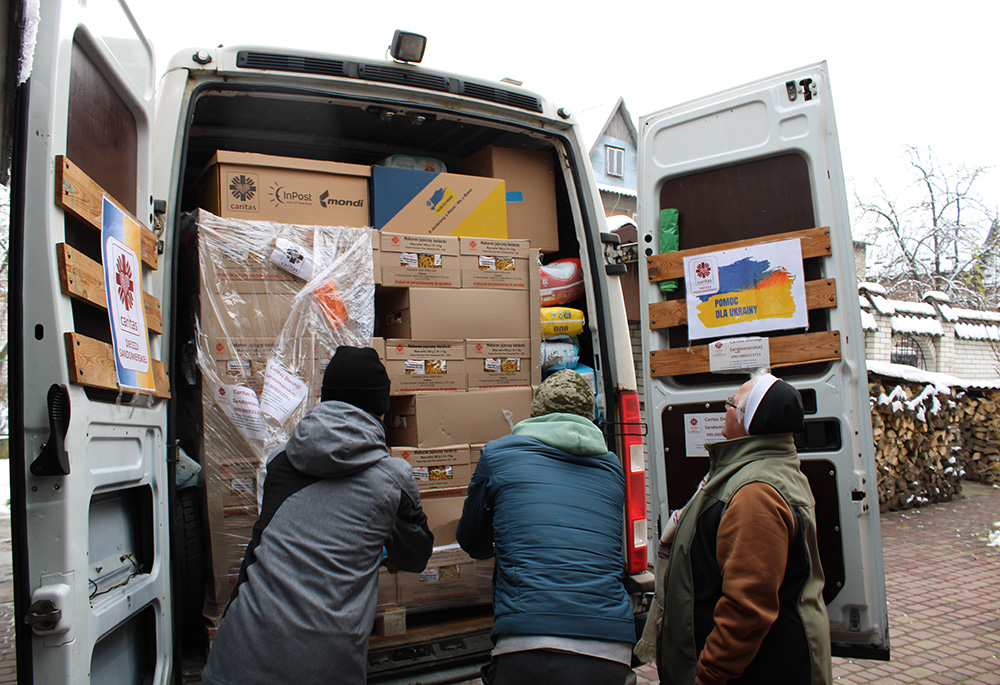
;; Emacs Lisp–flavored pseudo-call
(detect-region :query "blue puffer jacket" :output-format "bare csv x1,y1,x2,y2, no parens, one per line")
456,413,634,643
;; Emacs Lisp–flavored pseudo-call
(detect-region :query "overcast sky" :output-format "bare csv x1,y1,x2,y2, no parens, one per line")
134,0,999,238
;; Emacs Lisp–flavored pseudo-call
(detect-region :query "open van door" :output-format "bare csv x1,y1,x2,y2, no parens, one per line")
7,0,172,682
637,62,890,659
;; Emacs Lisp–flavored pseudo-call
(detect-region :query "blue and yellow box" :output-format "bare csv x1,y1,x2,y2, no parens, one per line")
372,166,508,239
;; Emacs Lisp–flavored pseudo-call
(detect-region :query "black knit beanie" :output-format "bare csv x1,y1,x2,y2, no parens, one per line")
320,346,391,416
745,376,805,435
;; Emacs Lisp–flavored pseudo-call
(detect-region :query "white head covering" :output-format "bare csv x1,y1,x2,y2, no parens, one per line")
742,372,779,434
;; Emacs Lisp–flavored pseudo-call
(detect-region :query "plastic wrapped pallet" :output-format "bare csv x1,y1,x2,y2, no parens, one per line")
190,208,375,603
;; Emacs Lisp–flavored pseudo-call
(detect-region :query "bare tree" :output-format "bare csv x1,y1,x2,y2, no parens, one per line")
856,146,999,309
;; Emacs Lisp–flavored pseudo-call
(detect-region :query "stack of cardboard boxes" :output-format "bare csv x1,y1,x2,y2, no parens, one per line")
194,146,561,622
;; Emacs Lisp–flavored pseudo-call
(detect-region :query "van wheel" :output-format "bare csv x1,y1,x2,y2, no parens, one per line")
172,486,205,625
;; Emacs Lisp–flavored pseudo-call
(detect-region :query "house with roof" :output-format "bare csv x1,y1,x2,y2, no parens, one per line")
574,97,638,220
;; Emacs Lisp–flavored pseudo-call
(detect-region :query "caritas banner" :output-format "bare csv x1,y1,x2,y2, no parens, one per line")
101,197,154,392
683,238,808,341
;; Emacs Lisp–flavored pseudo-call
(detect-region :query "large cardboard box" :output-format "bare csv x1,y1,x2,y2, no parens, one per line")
459,146,559,252
459,236,532,290
198,151,371,226
380,232,461,288
465,339,536,389
384,340,467,393
396,546,492,608
376,288,532,340
387,387,533,447
418,491,467,547
371,166,507,239
392,445,472,491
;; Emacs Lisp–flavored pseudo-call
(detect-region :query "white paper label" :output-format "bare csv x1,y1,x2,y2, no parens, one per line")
270,237,314,280
215,383,267,440
683,412,727,457
404,359,426,375
708,337,770,373
478,255,497,270
260,360,308,424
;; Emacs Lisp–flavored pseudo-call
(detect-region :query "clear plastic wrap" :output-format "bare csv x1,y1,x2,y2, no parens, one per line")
190,208,374,604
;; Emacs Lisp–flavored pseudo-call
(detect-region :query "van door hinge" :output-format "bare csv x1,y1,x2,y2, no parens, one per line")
30,384,70,477
602,235,639,275
25,599,62,632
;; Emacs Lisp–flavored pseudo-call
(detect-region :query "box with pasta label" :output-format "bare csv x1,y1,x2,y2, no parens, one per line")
384,340,467,392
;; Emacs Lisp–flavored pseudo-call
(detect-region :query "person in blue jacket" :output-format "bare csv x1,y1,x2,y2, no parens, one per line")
457,369,635,685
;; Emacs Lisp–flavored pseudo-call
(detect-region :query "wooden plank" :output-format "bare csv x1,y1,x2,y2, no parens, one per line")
56,243,163,335
649,279,838,330
54,156,159,271
646,227,831,283
649,330,842,378
64,332,171,399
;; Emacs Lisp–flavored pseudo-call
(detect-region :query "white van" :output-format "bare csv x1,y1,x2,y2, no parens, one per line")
4,0,888,682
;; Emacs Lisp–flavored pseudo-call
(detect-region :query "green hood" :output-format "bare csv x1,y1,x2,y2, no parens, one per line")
512,413,608,455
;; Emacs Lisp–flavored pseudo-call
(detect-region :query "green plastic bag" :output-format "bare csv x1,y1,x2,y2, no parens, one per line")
659,208,679,293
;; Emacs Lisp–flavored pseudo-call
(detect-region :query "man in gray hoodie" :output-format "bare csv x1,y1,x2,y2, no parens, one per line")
203,346,433,685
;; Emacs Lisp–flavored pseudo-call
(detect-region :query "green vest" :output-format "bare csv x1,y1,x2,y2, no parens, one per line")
658,434,831,684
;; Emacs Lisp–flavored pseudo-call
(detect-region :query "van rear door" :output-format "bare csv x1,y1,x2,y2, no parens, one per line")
8,0,171,682
637,62,890,659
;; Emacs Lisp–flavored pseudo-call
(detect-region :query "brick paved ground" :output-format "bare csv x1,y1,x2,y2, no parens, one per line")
0,482,997,683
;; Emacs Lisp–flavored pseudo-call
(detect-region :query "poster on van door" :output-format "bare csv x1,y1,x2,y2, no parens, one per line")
683,238,807,341
101,197,154,393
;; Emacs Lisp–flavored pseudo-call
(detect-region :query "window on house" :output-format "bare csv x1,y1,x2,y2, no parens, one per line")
606,145,625,178
891,334,926,370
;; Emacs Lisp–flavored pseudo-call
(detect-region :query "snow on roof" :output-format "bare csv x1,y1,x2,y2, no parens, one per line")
954,322,1000,341
891,315,944,337
860,309,878,331
936,302,959,322
604,214,637,232
866,360,1000,390
868,294,895,315
598,182,637,198
858,282,887,295
889,299,937,316
923,290,951,303
951,307,1000,323
858,295,872,309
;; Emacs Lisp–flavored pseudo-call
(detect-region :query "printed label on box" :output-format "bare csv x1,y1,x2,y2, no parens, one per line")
270,237,314,280
260,360,308,424
214,383,267,440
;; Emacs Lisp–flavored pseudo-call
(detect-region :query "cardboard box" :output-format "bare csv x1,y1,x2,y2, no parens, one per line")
371,166,507,239
396,547,492,608
384,340,467,393
380,232,461,288
386,387,533,447
198,151,371,226
418,492,467,547
465,339,536,389
392,445,472,490
377,568,398,609
376,288,532,340
215,459,259,509
471,444,484,465
459,146,559,252
459,236,532,290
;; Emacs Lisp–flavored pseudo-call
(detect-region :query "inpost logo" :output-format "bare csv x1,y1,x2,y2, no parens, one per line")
269,182,312,207
228,173,259,212
425,186,456,216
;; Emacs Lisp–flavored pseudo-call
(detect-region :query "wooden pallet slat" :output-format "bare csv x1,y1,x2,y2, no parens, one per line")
64,332,171,399
56,243,163,335
649,279,838,330
55,155,159,270
649,330,842,378
646,226,831,283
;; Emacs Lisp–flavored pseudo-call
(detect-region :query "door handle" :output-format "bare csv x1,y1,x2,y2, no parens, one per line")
30,384,71,477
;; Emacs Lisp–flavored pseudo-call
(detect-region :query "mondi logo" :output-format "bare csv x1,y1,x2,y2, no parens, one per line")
319,190,365,209
268,182,313,207
227,173,259,212
426,186,456,215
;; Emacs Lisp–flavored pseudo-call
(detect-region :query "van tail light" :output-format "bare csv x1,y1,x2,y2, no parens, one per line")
617,390,648,575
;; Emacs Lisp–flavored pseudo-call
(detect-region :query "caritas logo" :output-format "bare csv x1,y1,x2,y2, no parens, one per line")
689,417,699,428
714,342,723,350
115,254,135,311
218,387,227,398
475,343,484,353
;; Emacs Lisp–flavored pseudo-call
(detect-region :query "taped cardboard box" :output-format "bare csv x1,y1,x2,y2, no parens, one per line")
376,288,531,340
391,445,472,491
380,232,461,288
384,340,467,393
459,146,559,253
418,489,467,547
372,166,507,239
397,548,493,609
198,151,371,226
459,236,532,290
465,339,536,389
386,387,532,447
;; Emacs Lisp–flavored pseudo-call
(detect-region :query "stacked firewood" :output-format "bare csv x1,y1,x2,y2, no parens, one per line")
955,390,1000,486
869,376,964,512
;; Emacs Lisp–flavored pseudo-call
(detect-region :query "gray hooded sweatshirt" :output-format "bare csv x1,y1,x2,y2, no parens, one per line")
202,401,433,685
